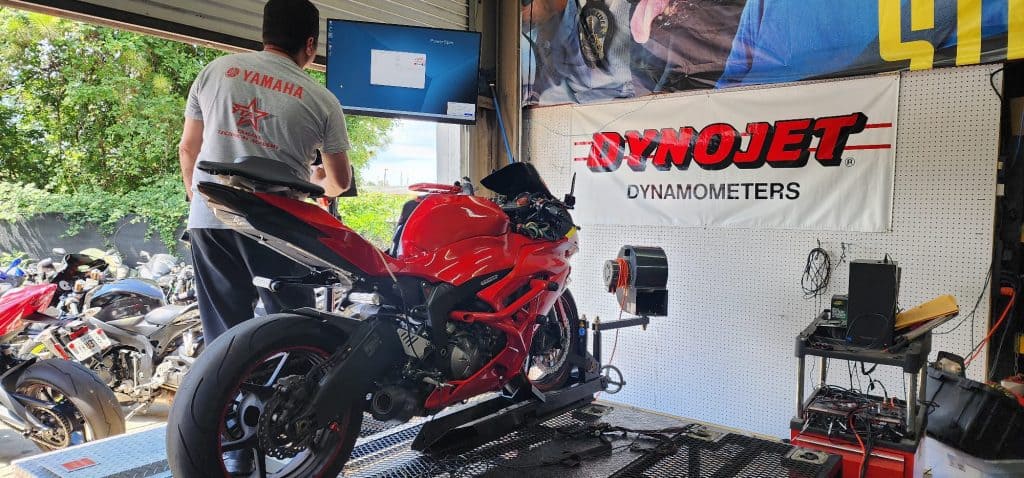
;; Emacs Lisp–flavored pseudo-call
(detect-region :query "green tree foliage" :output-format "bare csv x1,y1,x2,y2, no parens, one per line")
0,9,219,191
0,8,401,248
0,8,394,192
335,192,412,249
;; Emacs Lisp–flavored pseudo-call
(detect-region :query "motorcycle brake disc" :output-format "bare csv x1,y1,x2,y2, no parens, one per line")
257,377,314,459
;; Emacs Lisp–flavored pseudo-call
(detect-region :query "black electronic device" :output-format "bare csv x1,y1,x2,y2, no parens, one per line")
830,294,848,326
846,259,900,348
802,386,908,442
603,246,668,316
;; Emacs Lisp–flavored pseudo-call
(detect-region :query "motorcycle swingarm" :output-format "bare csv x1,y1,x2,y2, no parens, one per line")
289,308,406,427
0,358,48,430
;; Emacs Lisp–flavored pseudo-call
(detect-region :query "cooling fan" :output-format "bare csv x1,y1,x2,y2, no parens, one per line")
603,246,668,316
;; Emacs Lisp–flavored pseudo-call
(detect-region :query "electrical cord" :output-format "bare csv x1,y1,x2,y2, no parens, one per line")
990,66,1005,102
935,266,991,337
801,245,831,300
991,275,1022,377
965,285,1016,369
860,361,889,401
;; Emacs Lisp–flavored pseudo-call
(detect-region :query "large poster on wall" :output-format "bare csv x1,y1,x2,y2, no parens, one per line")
521,0,1019,105
570,75,900,231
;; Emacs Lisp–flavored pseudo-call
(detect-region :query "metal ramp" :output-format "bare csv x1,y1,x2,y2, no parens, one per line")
13,403,840,477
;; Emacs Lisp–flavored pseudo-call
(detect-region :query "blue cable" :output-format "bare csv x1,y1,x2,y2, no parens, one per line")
490,84,516,164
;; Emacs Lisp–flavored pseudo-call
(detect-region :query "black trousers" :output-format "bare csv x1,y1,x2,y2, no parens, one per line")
190,228,314,342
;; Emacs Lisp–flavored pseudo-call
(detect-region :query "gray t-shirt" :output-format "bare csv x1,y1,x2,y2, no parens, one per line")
185,51,350,229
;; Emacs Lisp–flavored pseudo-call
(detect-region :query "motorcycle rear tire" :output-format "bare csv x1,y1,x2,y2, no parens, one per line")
166,313,362,478
16,359,126,450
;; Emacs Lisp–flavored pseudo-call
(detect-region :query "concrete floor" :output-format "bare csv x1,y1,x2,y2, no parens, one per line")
0,404,169,478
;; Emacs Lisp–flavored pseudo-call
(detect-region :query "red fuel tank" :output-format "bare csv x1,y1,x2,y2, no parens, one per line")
399,195,509,256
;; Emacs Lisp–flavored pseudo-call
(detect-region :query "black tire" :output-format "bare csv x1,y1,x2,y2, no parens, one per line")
16,359,126,450
167,313,362,478
529,289,579,392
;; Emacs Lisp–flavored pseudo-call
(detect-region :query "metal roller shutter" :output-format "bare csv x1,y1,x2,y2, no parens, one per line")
1,0,471,62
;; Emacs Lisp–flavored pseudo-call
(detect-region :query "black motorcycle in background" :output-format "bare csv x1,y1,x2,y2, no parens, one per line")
19,250,203,413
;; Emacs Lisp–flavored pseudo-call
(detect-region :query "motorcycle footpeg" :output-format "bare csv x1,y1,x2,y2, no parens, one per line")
252,276,279,292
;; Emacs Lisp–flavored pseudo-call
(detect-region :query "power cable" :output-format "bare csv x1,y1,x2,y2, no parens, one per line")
801,244,831,300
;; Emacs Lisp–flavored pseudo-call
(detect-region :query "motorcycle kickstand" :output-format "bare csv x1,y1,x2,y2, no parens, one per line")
124,400,153,421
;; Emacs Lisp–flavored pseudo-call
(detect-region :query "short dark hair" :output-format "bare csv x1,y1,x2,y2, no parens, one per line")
262,0,320,56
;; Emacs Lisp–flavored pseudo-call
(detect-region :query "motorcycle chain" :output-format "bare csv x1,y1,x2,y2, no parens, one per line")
28,403,76,448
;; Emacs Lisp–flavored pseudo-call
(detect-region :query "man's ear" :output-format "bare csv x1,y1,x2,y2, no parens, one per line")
306,37,316,56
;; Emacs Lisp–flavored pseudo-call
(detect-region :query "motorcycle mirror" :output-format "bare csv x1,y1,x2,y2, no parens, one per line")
563,173,577,209
52,247,66,256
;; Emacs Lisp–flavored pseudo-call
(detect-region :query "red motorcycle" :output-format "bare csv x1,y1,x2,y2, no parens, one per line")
167,159,586,477
0,269,126,450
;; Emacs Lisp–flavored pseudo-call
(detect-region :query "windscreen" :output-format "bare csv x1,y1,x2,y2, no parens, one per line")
480,162,554,199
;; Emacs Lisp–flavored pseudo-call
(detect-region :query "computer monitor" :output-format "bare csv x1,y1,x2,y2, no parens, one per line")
326,19,481,125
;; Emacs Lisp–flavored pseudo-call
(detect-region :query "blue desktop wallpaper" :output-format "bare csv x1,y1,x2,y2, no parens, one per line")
327,20,481,124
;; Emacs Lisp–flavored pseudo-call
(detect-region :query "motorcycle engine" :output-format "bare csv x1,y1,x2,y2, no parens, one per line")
154,356,191,391
156,329,202,391
446,323,505,380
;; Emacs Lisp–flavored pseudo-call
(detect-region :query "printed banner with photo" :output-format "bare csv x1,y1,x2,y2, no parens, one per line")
522,0,1020,105
570,75,900,231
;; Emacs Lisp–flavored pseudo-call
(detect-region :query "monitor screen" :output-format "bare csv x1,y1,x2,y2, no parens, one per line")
326,20,481,125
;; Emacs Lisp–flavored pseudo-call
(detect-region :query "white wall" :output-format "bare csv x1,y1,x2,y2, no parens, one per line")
523,64,1001,437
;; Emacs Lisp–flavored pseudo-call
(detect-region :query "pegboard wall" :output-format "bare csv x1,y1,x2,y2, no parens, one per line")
522,64,1001,437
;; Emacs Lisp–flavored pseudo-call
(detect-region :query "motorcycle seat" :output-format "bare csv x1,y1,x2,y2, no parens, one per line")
197,157,324,197
144,305,189,326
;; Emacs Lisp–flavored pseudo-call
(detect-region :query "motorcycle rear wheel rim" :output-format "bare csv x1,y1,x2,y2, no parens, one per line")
216,346,351,477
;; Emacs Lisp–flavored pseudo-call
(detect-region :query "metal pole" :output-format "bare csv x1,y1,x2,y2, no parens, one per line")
906,372,918,433
796,357,806,417
818,357,827,386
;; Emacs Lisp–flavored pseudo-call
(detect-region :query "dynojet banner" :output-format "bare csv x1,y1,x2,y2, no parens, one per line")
522,0,1019,105
570,75,899,231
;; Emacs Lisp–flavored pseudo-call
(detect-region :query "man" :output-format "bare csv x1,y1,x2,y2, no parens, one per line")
178,0,352,347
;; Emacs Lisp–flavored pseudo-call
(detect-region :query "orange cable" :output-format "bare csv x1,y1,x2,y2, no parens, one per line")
849,413,867,477
965,286,1016,367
